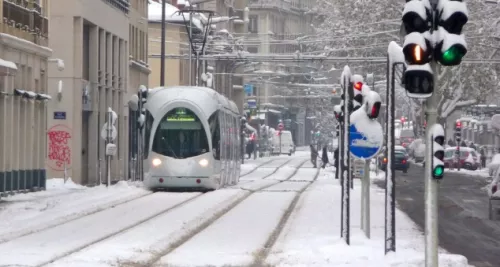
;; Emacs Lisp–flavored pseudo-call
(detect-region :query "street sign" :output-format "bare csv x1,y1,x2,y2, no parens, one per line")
244,84,253,96
278,123,284,130
353,159,365,179
101,123,117,141
53,111,66,120
349,110,383,159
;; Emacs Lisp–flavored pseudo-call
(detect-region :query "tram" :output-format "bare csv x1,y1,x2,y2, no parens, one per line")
141,86,241,190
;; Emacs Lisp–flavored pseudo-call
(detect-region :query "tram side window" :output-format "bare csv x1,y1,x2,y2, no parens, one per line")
144,110,154,159
208,111,221,160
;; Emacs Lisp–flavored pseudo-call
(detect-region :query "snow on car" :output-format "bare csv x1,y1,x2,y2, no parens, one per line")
487,154,500,177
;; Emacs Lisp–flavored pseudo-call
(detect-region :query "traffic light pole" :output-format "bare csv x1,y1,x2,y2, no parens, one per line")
424,60,440,267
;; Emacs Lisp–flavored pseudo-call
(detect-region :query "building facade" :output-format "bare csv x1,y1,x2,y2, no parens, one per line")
147,1,191,88
244,0,314,145
0,0,52,193
48,0,148,185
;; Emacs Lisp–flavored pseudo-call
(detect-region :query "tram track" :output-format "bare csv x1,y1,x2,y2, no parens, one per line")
239,158,277,177
0,189,154,244
27,192,206,267
1,157,313,267
37,159,301,267
143,158,311,267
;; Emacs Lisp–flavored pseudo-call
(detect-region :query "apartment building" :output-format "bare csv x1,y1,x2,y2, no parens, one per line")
0,0,52,193
244,0,315,145
48,0,148,185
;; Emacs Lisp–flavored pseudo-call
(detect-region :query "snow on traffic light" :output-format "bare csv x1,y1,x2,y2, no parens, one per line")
434,0,468,66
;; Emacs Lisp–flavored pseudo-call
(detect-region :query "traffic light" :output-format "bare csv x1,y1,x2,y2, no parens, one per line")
137,85,149,129
402,0,434,98
402,0,432,64
431,124,445,179
434,0,468,66
363,91,382,119
455,120,462,143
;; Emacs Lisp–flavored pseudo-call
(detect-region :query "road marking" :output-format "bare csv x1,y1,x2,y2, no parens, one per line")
463,199,481,204
399,196,414,201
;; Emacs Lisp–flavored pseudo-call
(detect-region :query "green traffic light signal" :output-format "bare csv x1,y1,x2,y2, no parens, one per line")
433,166,444,177
441,46,465,65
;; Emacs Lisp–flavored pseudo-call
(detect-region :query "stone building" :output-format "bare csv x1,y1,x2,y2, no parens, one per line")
0,0,52,193
47,0,149,185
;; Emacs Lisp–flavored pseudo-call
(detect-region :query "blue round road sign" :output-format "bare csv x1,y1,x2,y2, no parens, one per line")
349,122,383,160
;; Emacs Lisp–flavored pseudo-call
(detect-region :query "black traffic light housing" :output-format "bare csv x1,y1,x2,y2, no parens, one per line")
434,0,469,66
431,124,445,179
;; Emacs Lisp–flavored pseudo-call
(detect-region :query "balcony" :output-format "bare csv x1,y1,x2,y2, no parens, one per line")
2,0,49,47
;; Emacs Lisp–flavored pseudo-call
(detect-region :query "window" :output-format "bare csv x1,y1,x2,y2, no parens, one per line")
144,110,154,158
248,15,258,33
152,108,209,159
208,111,221,160
247,46,258,53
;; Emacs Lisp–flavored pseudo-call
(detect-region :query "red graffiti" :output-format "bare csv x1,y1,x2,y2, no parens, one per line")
47,124,72,171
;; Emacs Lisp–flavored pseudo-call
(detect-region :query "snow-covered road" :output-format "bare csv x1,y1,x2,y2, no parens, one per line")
0,153,471,267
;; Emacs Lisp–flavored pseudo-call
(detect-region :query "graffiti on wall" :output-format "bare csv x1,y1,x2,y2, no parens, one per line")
47,124,72,171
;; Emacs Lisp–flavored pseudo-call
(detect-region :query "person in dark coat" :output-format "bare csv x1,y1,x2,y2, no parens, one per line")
333,147,339,178
310,144,318,168
321,146,329,169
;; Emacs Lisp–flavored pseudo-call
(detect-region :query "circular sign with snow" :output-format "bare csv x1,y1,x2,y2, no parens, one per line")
348,108,383,159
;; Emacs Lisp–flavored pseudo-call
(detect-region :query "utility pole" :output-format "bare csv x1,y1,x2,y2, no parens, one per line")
160,0,166,86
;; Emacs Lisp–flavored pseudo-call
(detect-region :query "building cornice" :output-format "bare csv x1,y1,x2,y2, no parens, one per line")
0,33,52,58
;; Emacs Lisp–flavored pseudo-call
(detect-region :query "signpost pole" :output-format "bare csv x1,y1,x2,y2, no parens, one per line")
363,159,371,238
342,66,351,245
106,108,112,187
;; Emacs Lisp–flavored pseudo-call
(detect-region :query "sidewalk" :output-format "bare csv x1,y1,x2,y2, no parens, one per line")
266,167,471,267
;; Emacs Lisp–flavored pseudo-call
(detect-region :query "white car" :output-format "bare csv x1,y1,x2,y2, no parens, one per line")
487,154,500,177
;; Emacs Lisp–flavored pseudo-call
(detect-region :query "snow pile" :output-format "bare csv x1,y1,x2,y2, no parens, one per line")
266,173,472,267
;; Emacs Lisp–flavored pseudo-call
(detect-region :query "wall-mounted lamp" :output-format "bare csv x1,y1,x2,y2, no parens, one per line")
57,80,63,101
48,58,65,71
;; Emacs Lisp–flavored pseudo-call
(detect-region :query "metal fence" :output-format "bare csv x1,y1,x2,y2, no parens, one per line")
0,169,46,196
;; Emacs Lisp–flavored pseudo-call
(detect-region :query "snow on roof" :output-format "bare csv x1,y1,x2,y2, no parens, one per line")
148,1,203,30
387,41,405,63
0,58,17,70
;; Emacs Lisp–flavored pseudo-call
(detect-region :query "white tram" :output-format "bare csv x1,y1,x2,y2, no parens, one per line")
141,86,241,190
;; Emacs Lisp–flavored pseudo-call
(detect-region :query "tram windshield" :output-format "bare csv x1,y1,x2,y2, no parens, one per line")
152,108,210,159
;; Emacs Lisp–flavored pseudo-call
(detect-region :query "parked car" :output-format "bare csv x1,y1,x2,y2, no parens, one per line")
443,147,480,170
487,154,500,176
378,150,410,173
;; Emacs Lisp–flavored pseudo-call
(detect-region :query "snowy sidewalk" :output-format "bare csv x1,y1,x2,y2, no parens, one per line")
265,169,471,267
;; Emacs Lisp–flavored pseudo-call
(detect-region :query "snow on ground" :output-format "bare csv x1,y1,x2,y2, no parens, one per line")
445,168,490,178
157,191,297,267
264,181,309,192
0,179,150,242
45,189,248,267
290,167,318,181
240,167,276,180
0,192,200,266
266,170,472,267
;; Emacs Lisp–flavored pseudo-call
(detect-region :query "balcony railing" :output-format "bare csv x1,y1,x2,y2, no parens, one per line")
2,0,49,46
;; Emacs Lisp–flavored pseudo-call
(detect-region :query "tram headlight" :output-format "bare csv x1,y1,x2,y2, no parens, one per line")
152,158,162,167
199,158,209,167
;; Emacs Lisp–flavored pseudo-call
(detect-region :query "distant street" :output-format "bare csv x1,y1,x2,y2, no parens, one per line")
375,163,500,267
